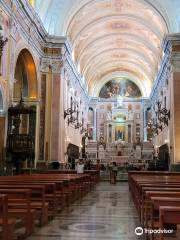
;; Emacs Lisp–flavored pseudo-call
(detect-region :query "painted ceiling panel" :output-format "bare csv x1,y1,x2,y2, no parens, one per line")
66,0,167,97
79,41,158,74
75,33,160,64
31,0,180,97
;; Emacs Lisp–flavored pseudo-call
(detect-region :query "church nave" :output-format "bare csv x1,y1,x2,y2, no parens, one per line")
28,182,139,240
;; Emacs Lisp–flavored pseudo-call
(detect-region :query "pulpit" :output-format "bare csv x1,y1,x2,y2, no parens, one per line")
6,98,36,174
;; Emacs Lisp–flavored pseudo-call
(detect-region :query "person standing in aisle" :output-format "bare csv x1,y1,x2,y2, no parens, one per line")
76,159,85,174
110,162,118,184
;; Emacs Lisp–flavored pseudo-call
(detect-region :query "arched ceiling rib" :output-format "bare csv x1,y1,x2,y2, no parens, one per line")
69,15,163,45
82,51,154,84
77,34,160,65
85,60,152,86
65,0,167,96
32,0,180,97
80,47,157,76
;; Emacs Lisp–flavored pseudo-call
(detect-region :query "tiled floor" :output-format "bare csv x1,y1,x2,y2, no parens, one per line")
28,182,140,240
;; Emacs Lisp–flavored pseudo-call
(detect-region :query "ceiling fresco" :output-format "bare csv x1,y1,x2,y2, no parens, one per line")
31,0,180,97
99,78,142,99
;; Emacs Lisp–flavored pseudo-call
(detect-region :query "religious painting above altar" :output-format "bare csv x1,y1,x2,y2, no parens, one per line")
99,78,142,99
115,126,125,141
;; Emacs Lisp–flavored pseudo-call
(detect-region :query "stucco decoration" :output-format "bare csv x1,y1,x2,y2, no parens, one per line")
41,58,64,73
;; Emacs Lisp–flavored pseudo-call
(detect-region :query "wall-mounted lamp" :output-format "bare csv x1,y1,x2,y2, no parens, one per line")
156,101,170,126
0,25,8,75
147,118,162,136
64,96,75,119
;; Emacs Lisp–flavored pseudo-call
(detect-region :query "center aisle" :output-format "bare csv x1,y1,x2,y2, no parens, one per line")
28,182,139,240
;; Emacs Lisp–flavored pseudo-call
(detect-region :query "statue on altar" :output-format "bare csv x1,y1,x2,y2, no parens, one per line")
127,110,133,120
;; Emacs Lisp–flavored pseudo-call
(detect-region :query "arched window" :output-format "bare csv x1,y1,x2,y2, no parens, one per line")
14,49,37,100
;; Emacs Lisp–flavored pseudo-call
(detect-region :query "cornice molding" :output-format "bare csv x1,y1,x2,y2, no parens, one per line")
150,36,172,105
151,33,180,105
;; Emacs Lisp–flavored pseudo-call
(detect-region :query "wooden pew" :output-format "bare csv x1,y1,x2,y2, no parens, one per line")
34,170,100,184
128,172,180,240
134,182,180,220
0,173,95,221
141,186,180,223
0,194,15,240
0,179,57,218
128,173,180,218
159,206,180,240
143,191,180,229
0,184,48,226
0,188,34,237
144,196,180,240
0,176,68,210
0,172,95,239
0,173,93,216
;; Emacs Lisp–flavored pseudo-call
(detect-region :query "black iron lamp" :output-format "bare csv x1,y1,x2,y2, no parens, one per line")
0,25,8,75
147,117,162,136
64,96,75,119
75,110,84,129
156,101,170,126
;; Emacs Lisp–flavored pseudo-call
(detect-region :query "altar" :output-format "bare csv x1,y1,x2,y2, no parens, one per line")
111,156,129,165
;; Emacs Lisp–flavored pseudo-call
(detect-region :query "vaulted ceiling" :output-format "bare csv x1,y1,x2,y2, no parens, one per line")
32,0,180,97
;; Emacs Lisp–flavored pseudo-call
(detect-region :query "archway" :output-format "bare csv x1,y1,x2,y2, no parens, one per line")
14,49,37,100
10,49,38,171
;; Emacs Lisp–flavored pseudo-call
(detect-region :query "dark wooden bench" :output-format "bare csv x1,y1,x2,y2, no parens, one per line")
159,206,180,240
0,172,96,239
0,194,15,240
0,173,94,217
128,173,180,218
0,188,34,237
128,172,180,240
143,190,180,229
0,184,48,226
0,179,57,218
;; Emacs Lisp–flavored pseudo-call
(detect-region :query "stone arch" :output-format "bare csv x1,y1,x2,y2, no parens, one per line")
14,49,38,100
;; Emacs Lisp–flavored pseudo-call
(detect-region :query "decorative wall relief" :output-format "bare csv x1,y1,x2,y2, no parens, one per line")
99,78,142,98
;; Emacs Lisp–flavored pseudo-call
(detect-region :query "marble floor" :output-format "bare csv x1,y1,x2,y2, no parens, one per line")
27,182,140,240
